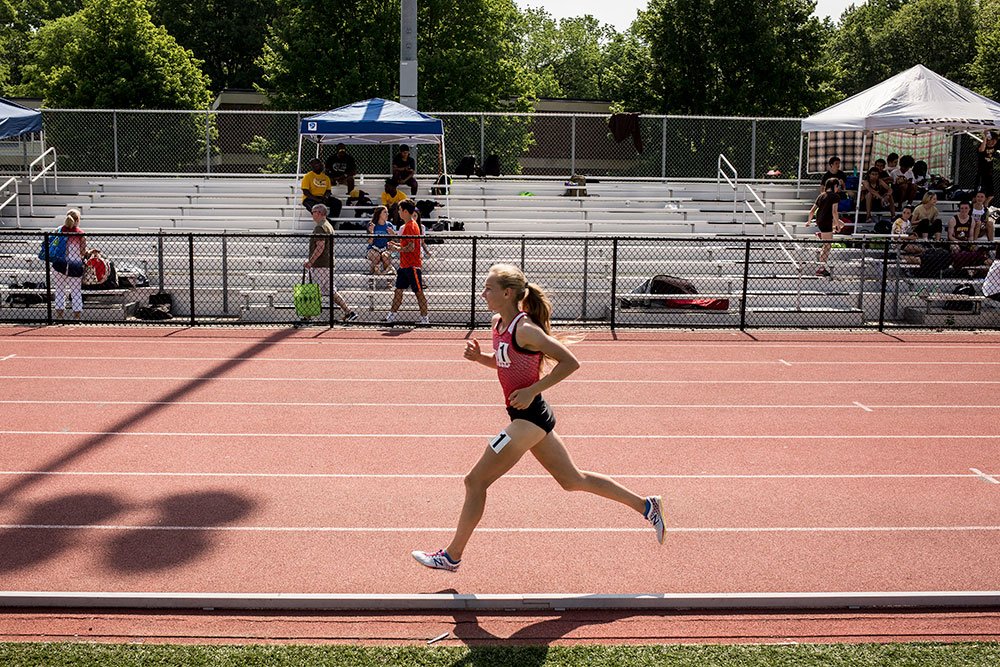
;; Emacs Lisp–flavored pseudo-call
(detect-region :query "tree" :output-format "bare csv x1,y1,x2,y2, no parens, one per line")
20,0,212,108
642,0,835,116
516,9,612,100
971,0,1000,98
0,0,86,93
149,0,276,91
829,0,977,97
259,0,533,112
600,26,658,112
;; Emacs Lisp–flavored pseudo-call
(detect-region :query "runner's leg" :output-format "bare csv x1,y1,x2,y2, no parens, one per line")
530,430,646,513
444,419,546,561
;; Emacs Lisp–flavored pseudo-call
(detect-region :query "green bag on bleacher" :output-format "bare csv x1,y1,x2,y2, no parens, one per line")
293,269,322,318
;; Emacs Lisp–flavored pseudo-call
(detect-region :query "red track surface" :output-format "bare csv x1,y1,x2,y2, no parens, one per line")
1,326,999,605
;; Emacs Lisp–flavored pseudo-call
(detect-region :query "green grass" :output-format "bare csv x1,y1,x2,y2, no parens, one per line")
1,642,999,666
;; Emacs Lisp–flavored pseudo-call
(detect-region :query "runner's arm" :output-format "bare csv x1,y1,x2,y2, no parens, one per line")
515,321,579,396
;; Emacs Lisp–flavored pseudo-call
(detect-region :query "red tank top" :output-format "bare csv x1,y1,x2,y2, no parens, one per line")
493,312,541,407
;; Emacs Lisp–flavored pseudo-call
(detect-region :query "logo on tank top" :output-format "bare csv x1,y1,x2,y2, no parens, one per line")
495,342,511,368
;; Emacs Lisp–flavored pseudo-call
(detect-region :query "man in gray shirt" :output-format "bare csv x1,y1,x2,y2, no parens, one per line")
303,203,357,323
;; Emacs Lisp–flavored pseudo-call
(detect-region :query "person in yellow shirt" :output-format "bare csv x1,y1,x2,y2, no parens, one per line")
381,179,408,211
301,159,341,221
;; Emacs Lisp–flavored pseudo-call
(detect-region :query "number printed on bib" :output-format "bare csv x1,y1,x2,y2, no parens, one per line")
495,342,511,367
489,430,512,454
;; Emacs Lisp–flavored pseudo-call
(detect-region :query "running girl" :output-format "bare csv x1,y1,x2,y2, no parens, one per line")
412,264,665,571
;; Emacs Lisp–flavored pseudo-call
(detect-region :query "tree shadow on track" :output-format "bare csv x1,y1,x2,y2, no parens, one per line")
0,328,294,574
0,327,298,507
0,490,254,575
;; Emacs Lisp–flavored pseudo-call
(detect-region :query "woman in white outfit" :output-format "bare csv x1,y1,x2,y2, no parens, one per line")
53,209,86,321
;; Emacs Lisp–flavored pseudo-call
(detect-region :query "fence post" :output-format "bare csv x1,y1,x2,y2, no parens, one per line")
112,110,119,177
480,113,485,167
877,239,890,331
205,110,211,175
857,241,867,313
610,239,618,330
469,237,477,328
519,236,525,270
188,233,196,326
581,238,589,319
157,230,165,292
570,115,576,176
661,118,667,179
43,232,52,325
750,119,757,180
222,232,229,315
329,233,335,328
740,238,751,331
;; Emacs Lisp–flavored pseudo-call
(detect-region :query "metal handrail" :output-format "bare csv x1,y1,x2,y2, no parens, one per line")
717,154,738,224
28,147,58,214
742,183,768,235
0,176,20,228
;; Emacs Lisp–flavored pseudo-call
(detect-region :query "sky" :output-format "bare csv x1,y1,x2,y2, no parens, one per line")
515,0,857,32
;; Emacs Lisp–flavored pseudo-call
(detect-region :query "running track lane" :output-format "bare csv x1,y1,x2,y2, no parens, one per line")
0,328,998,599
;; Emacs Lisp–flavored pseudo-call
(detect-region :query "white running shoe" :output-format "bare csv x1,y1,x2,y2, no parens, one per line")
645,495,666,545
411,549,460,572
420,315,429,325
385,311,396,323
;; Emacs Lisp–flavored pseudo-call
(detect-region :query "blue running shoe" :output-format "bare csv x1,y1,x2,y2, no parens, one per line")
412,549,460,572
645,496,666,545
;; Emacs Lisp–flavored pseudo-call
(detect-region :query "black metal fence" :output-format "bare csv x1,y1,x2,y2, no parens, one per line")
1,230,996,330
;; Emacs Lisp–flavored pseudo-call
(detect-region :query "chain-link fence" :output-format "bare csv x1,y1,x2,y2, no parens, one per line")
24,110,805,181
2,230,996,329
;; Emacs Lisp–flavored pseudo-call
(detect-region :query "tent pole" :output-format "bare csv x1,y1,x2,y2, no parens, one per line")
854,133,867,233
295,135,303,183
440,136,451,220
796,133,804,195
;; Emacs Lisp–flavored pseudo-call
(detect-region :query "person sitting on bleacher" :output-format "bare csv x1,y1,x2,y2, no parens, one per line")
912,160,929,199
301,158,342,221
892,204,923,264
325,143,357,194
381,179,408,211
873,158,891,188
861,167,895,222
890,155,918,206
366,205,396,278
948,200,975,254
392,144,418,195
971,190,995,248
912,192,942,241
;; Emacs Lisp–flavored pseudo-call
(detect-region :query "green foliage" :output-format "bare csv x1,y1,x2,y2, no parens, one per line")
972,0,1000,98
517,10,612,100
257,0,398,110
642,0,834,116
245,134,297,174
260,0,532,112
149,0,277,90
20,0,212,108
600,27,657,112
829,0,977,97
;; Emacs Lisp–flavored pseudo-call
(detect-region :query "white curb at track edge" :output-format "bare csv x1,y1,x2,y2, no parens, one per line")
1,591,998,611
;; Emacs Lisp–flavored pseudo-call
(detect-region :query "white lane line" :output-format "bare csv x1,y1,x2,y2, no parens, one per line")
2,430,998,440
970,468,1000,484
0,471,988,480
3,337,999,350
0,354,14,362
0,524,997,533
4,400,998,410
5,375,1000,385
853,401,873,412
11,354,1000,366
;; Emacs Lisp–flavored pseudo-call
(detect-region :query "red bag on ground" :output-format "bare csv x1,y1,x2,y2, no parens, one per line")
664,298,730,310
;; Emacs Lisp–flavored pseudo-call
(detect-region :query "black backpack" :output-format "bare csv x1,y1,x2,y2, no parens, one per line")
944,283,977,311
482,154,501,177
916,248,952,278
620,274,696,308
455,155,478,177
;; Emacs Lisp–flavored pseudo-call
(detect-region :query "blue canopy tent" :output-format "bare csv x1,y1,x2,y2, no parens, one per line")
296,98,449,200
0,97,42,141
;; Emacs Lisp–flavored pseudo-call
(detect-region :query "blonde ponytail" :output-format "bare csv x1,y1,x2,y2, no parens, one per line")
64,209,80,228
521,282,552,336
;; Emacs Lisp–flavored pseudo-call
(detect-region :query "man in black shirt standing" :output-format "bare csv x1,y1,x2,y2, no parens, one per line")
975,131,998,206
325,143,358,194
392,144,418,195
